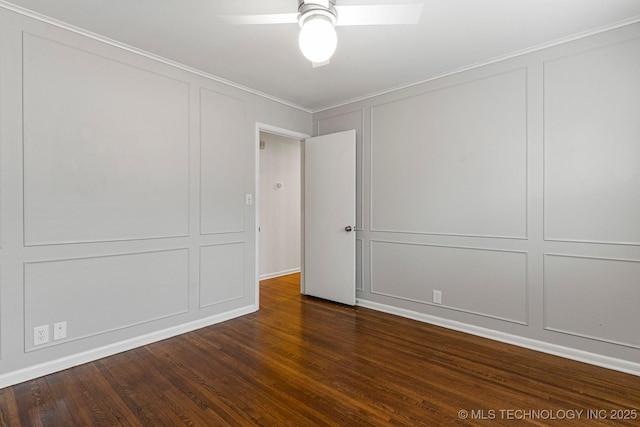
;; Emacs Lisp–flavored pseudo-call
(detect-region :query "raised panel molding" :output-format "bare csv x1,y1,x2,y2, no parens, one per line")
370,240,528,324
24,249,190,351
22,33,190,246
200,88,246,235
370,69,528,239
543,37,640,246
544,254,640,349
200,242,245,308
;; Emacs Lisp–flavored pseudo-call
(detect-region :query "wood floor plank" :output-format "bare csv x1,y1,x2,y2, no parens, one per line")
0,387,21,427
0,273,638,426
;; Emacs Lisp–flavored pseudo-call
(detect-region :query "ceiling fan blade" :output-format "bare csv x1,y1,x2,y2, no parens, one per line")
335,4,423,26
216,13,298,25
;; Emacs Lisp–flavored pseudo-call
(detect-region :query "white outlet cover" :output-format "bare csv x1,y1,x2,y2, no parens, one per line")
433,290,442,305
34,325,49,346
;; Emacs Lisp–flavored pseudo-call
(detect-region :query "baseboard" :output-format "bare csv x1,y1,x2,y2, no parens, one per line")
259,267,300,281
356,299,640,377
0,304,258,389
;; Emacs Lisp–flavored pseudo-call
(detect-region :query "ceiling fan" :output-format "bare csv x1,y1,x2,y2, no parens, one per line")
217,0,424,66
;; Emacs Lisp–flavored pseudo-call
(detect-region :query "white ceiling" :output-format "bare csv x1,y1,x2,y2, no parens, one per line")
3,0,640,111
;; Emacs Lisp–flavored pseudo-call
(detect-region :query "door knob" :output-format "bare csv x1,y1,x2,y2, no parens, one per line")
345,226,353,232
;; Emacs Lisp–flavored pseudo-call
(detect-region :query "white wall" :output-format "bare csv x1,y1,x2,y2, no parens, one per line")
0,7,311,386
259,132,301,280
313,22,640,374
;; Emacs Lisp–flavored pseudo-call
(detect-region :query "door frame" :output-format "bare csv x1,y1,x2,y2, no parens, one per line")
254,123,310,307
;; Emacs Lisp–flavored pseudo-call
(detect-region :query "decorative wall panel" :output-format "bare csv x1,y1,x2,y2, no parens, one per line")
23,34,190,245
24,249,190,350
200,242,245,307
544,254,640,348
200,89,246,234
544,38,640,245
371,69,527,238
371,240,528,324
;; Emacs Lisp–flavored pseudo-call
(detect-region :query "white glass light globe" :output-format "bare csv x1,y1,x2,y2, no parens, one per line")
298,16,337,63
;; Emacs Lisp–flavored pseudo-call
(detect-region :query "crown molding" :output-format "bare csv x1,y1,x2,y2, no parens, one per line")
0,1,313,114
312,15,640,113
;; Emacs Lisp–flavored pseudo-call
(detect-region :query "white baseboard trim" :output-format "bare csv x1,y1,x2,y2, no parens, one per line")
0,304,258,389
259,268,300,281
356,299,640,377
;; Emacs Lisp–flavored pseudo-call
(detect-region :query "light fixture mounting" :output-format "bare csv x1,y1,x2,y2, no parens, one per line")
297,0,337,21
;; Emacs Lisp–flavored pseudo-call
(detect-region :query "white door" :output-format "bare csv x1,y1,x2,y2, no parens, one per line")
304,130,356,305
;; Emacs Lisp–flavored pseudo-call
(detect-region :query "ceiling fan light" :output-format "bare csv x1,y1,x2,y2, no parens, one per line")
298,15,337,63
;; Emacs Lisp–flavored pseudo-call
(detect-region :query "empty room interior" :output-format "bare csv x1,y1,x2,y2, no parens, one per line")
1,0,640,425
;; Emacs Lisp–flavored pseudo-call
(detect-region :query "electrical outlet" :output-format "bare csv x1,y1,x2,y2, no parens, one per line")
34,325,49,346
433,290,442,305
53,321,67,340
245,194,253,205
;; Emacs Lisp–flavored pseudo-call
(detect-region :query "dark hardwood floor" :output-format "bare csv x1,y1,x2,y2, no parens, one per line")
1,273,638,426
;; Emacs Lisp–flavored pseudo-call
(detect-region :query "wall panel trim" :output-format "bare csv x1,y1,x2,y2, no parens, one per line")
199,88,246,235
543,253,640,349
22,247,190,267
369,239,529,325
542,37,640,247
22,31,191,246
23,248,191,351
368,68,528,239
543,237,640,247
199,241,245,308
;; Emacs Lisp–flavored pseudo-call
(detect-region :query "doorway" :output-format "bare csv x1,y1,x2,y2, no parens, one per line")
254,123,309,304
258,131,302,280
254,124,357,307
